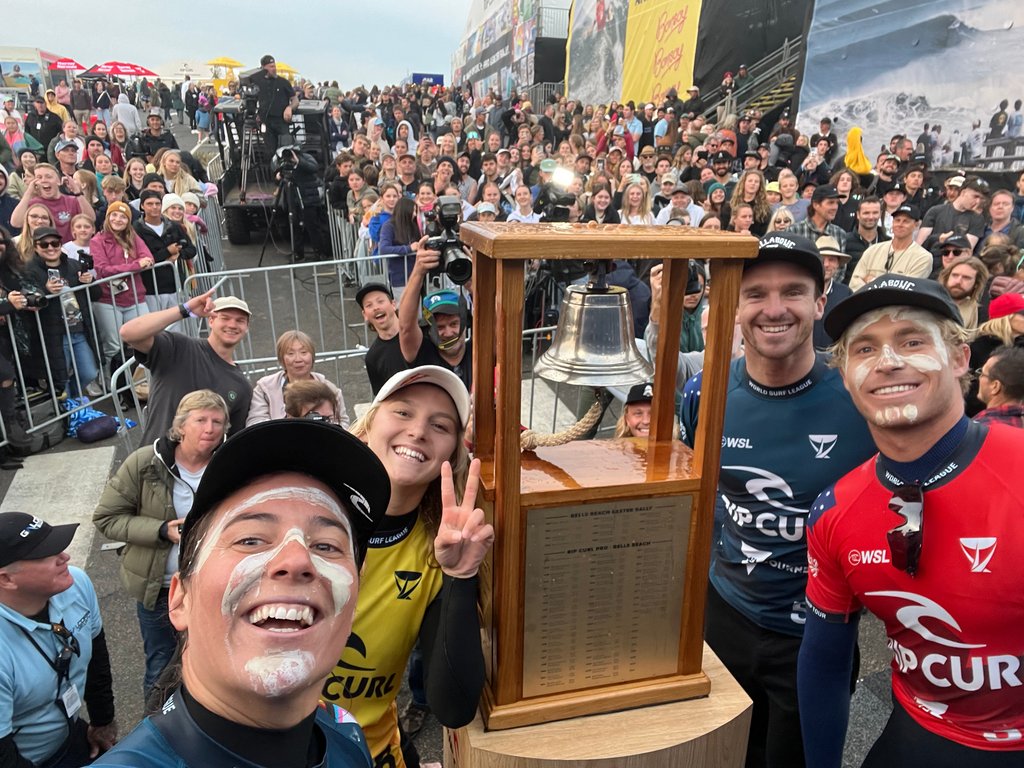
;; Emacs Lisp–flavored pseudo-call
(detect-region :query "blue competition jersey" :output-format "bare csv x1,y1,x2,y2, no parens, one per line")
681,354,875,636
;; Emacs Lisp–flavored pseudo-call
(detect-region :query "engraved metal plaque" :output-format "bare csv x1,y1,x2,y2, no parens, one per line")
522,495,692,697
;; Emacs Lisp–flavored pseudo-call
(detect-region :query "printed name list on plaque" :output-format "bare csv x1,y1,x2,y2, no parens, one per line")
522,495,692,698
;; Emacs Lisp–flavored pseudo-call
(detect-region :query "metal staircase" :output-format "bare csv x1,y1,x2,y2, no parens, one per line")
698,36,804,121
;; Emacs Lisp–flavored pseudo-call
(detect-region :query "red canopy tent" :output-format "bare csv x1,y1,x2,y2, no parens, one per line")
84,61,158,77
48,58,85,71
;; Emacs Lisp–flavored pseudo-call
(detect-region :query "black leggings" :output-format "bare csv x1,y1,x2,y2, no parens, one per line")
863,703,1022,767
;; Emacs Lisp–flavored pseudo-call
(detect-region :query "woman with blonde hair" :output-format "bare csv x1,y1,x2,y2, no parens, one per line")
246,329,349,427
619,176,654,224
14,203,56,263
93,388,229,696
122,157,148,202
157,150,205,197
326,366,492,768
768,206,796,232
965,294,1024,415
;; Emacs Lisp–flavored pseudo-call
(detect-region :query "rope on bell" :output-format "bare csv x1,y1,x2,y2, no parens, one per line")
520,398,605,450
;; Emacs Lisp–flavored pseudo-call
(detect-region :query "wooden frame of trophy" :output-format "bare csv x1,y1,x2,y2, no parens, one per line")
458,223,758,731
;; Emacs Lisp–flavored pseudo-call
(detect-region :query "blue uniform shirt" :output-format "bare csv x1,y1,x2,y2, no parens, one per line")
681,355,875,636
0,566,102,764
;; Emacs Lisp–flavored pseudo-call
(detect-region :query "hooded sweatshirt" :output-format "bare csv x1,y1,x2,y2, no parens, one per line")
112,93,143,136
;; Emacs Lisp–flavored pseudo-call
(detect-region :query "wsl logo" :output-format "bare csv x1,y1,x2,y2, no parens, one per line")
959,538,996,573
394,570,423,600
808,434,838,459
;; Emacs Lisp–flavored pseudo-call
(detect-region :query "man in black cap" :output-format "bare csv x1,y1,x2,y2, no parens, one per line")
24,97,63,153
138,113,178,163
933,234,974,278
680,234,875,768
92,420,390,767
710,150,736,194
254,55,298,158
850,204,932,290
0,513,117,767
800,276,1024,768
810,117,838,165
917,176,988,254
355,282,405,395
789,185,848,251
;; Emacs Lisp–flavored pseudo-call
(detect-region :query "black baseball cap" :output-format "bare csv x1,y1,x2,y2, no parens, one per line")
182,421,391,567
811,185,841,203
749,233,825,292
0,512,78,568
941,235,972,251
260,55,275,66
712,150,733,163
354,282,393,306
824,275,963,340
626,382,654,405
32,226,61,243
884,181,905,195
892,203,921,221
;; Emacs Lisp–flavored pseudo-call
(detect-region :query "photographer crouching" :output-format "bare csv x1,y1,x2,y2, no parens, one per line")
274,146,330,261
254,55,297,158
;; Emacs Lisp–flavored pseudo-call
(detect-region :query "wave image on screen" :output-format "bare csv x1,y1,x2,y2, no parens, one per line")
567,0,630,104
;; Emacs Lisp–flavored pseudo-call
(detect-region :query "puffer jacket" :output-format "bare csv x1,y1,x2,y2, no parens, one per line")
93,438,182,609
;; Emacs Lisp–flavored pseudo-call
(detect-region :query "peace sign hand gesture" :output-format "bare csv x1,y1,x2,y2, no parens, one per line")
434,458,494,579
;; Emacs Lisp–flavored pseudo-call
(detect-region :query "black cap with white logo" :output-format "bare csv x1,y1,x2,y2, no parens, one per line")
0,512,78,568
626,382,654,405
749,233,824,292
824,274,963,340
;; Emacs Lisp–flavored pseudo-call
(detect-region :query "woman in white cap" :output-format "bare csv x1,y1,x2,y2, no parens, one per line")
323,366,493,768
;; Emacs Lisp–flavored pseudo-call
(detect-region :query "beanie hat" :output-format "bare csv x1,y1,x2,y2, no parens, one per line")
104,201,132,225
161,193,185,213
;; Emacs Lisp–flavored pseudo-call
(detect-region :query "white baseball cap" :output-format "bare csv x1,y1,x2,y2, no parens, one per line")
373,366,470,427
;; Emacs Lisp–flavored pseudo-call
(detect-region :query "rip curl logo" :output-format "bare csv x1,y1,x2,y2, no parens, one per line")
865,591,983,650
394,570,422,600
343,483,373,522
808,434,838,459
959,537,997,573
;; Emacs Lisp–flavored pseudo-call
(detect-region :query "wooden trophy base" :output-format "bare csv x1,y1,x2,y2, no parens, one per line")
445,645,751,768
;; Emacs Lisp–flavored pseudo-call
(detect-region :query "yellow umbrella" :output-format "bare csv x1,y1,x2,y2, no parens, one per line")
274,62,298,74
206,56,244,68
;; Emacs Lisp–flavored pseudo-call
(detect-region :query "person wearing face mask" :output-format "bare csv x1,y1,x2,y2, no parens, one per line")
93,390,231,699
92,418,391,768
247,330,348,428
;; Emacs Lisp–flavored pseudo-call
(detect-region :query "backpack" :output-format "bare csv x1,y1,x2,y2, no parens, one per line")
7,399,65,456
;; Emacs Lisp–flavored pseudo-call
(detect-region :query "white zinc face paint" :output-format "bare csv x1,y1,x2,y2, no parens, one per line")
193,485,351,575
244,650,316,697
844,308,950,392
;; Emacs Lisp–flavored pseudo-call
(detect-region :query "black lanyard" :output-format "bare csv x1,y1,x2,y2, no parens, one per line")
16,623,76,721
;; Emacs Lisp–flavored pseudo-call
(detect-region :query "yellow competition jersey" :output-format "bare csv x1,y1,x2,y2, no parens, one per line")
322,510,443,768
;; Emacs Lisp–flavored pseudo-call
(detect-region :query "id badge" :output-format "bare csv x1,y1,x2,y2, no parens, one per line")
59,682,82,720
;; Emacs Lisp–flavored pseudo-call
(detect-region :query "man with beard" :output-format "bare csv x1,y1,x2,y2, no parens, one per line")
398,251,472,391
681,233,875,768
939,255,988,330
844,197,890,281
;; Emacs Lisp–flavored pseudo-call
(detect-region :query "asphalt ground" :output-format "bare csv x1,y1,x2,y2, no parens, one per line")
0,116,895,766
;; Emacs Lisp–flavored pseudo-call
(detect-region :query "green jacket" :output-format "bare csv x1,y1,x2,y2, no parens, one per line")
93,439,181,610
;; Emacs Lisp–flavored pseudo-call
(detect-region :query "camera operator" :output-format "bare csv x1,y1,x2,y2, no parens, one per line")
255,55,297,158
275,146,330,261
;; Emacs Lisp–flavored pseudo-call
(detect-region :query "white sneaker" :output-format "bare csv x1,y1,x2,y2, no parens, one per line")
86,380,104,398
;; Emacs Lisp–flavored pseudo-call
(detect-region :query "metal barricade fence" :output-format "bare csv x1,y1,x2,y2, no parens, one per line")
196,195,226,274
0,261,180,447
0,249,609,449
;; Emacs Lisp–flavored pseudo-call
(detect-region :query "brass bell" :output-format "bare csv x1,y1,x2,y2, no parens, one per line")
534,262,654,387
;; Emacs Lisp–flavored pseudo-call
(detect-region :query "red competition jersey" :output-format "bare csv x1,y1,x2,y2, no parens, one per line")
807,422,1024,751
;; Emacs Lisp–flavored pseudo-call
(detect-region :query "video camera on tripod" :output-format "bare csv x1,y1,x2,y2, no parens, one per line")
424,196,472,286
236,67,262,119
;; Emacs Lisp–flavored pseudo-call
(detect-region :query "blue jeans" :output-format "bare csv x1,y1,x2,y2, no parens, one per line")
136,587,176,697
63,331,99,397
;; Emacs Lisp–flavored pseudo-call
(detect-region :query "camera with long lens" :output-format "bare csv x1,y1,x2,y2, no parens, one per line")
271,146,299,177
424,195,472,286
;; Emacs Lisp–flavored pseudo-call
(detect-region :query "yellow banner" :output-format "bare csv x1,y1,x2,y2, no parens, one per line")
620,0,703,105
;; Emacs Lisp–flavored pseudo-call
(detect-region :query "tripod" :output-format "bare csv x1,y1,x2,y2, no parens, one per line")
258,173,301,267
238,114,264,203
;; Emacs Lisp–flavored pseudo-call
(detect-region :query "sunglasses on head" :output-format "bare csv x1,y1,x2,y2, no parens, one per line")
51,622,81,678
886,484,923,576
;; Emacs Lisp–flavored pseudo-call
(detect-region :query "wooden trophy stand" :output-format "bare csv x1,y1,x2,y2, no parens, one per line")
456,223,758,765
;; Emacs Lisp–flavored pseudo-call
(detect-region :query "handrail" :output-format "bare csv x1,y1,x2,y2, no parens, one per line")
697,35,804,121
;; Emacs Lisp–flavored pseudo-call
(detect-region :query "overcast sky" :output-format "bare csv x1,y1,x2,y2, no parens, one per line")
3,0,473,87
